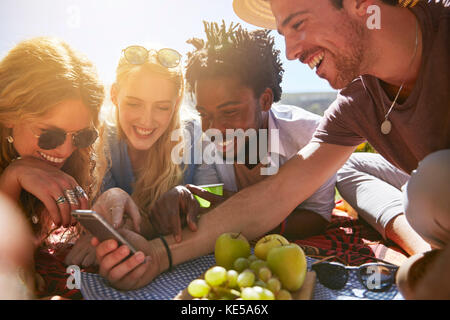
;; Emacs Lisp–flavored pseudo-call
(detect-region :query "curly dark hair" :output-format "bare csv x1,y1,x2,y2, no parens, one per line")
185,21,284,103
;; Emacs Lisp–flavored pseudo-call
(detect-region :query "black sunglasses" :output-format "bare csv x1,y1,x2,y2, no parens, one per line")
311,256,399,292
32,127,98,150
122,46,181,68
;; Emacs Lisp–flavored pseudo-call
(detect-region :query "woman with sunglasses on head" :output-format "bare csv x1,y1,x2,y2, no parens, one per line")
0,37,106,297
65,45,219,269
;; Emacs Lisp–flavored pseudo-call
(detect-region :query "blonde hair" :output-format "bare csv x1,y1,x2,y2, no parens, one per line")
0,37,106,239
111,48,185,214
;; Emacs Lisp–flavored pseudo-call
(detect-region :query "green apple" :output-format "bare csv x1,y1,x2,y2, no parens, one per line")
254,234,289,260
214,232,251,269
266,243,307,291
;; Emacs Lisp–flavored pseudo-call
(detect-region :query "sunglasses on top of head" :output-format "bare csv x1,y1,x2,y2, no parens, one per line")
31,126,99,150
122,45,181,68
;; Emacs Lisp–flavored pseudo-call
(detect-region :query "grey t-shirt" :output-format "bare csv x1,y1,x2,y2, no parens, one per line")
312,2,449,174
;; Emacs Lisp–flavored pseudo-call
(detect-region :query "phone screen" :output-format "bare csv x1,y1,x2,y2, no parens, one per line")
71,210,138,255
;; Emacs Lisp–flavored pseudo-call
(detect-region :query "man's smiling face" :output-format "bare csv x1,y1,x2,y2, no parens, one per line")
195,76,267,160
271,0,369,89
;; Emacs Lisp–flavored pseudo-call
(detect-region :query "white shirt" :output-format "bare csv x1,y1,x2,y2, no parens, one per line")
203,104,337,221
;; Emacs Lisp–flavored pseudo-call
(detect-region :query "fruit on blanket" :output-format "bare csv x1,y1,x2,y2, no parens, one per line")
258,267,272,282
254,234,289,260
254,279,267,288
188,279,211,298
241,287,260,300
215,232,250,269
240,286,275,300
255,286,275,300
266,243,307,291
276,289,293,300
226,270,239,288
233,257,250,272
186,233,309,300
249,259,268,274
267,277,281,294
248,254,258,262
237,269,255,288
205,266,227,286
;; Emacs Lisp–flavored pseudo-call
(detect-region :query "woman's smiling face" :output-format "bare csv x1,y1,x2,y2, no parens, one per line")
113,68,178,152
8,99,93,169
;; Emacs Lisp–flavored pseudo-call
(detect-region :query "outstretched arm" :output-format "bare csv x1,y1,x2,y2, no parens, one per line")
169,143,355,263
94,142,355,290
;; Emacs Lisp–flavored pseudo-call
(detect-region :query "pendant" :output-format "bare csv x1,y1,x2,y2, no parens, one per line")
31,214,39,224
381,119,392,135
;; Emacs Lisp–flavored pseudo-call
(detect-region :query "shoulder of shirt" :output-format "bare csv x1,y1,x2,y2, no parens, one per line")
181,116,200,132
180,116,202,145
269,104,322,156
180,104,201,128
270,104,322,123
102,125,127,163
104,124,120,147
414,1,450,29
331,77,374,111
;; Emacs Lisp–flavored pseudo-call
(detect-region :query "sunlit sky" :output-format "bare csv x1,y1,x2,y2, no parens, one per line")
0,0,334,93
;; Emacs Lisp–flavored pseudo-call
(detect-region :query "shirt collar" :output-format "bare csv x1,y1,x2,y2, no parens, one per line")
268,109,288,158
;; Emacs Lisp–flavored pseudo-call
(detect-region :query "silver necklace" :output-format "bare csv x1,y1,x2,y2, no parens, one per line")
381,19,419,135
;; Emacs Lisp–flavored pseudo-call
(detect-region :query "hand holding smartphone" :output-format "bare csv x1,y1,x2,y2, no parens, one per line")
71,210,138,255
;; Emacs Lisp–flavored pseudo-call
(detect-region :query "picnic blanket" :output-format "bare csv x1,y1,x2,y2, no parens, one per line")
34,246,94,299
293,200,408,267
80,254,403,300
34,200,408,299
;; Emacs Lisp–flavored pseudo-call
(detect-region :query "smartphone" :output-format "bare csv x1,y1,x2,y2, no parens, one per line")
71,210,138,255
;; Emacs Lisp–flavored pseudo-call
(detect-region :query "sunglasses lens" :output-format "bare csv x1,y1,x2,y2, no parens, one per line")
158,48,181,68
38,130,66,150
124,46,148,65
359,265,396,292
312,263,348,290
73,128,98,148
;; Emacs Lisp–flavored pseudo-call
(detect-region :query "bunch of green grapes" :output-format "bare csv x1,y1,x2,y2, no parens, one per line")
187,254,293,300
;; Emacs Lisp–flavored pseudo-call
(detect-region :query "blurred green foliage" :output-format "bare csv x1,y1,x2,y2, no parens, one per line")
354,142,376,153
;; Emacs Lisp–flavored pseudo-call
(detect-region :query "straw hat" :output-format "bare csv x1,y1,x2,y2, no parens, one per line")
232,0,277,30
232,0,422,30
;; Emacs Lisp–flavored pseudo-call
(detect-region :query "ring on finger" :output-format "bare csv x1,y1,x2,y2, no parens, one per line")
74,185,88,200
55,195,67,205
64,189,79,206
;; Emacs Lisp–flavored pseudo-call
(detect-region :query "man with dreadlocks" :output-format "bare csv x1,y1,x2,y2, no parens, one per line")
183,21,337,239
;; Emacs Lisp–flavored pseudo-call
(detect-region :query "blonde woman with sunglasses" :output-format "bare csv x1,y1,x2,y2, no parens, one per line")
65,45,219,268
0,37,106,297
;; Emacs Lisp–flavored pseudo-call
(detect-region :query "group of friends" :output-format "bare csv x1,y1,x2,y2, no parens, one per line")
0,0,448,299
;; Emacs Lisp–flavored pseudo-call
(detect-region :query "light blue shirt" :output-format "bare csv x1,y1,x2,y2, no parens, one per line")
212,104,337,221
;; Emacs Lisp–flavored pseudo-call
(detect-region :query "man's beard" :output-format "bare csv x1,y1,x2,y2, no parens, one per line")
331,16,368,89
